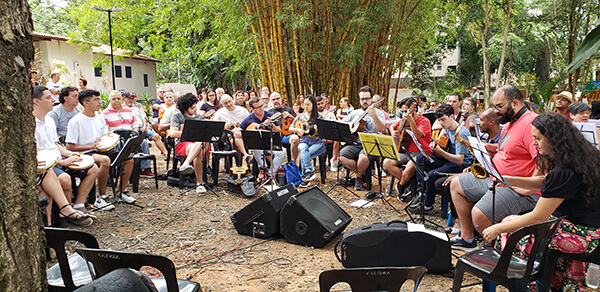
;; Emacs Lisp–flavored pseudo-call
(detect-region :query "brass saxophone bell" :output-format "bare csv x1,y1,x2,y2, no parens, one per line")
470,163,488,179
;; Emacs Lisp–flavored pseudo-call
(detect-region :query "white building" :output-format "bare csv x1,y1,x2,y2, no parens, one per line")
32,31,159,97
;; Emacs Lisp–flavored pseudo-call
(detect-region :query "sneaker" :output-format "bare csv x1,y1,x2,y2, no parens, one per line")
330,158,338,172
304,172,317,182
140,168,155,178
94,195,115,211
408,203,435,214
116,191,136,204
196,184,207,193
298,181,310,188
450,236,478,251
73,205,88,214
395,182,407,197
179,164,194,175
451,222,461,235
354,177,364,191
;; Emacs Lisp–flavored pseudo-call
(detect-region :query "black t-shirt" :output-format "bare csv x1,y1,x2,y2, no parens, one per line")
268,106,296,122
200,103,219,113
541,166,600,228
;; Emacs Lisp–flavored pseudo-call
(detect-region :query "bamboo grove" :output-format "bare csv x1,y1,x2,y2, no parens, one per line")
240,0,442,107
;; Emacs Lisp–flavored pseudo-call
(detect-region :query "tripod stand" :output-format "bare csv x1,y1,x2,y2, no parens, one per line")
109,134,144,222
242,129,282,191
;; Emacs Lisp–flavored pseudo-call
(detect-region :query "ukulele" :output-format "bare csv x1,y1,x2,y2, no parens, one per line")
281,106,336,135
246,112,282,130
292,120,316,137
392,101,417,152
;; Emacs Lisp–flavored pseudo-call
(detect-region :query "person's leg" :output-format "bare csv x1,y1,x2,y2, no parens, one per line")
118,159,133,192
271,150,286,173
332,141,339,161
423,161,461,207
356,151,370,178
55,168,72,203
472,187,539,234
139,139,151,170
308,141,325,160
183,142,204,166
289,134,300,163
41,169,89,222
298,142,310,178
74,165,98,205
450,174,490,241
91,154,111,196
233,129,249,158
149,132,168,156
192,145,205,184
339,144,360,173
383,159,402,180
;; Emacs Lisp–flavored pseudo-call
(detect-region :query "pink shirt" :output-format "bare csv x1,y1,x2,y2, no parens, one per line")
101,105,138,131
494,111,537,177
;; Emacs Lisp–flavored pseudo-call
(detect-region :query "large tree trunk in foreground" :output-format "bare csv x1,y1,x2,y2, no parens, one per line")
0,0,47,291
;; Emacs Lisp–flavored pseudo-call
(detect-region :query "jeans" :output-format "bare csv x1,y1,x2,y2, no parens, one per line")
415,154,462,207
298,140,325,179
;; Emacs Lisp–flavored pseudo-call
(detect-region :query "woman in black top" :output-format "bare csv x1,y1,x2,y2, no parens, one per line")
199,88,220,119
482,112,600,291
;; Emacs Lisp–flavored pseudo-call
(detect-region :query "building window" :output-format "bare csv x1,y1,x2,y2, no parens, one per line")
114,65,122,78
94,67,102,77
143,74,148,87
436,65,443,70
125,66,132,78
447,65,457,71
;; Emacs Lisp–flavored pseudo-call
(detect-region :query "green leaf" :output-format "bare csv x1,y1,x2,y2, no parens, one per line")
568,25,600,73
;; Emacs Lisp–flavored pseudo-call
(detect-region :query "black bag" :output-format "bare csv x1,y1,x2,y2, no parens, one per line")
166,169,196,188
335,220,451,273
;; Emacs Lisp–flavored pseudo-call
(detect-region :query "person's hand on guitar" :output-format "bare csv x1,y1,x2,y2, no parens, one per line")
282,111,294,119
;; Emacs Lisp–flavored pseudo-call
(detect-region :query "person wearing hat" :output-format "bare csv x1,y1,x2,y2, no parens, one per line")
554,91,573,119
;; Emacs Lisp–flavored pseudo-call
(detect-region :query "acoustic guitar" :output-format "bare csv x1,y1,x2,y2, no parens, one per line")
392,101,417,152
246,113,282,130
349,99,384,141
281,106,336,135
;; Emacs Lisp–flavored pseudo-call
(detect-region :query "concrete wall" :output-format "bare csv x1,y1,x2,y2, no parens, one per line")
34,39,157,98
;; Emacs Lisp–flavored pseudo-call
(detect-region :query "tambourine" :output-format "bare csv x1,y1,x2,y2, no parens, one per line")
96,133,120,152
37,150,59,174
67,154,95,171
230,166,249,185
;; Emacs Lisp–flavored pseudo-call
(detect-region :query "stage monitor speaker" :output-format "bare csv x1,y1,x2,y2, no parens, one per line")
279,186,352,248
230,184,297,238
336,220,451,273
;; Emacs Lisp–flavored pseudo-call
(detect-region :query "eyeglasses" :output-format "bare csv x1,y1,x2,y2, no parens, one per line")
359,97,372,101
252,103,264,109
492,102,507,111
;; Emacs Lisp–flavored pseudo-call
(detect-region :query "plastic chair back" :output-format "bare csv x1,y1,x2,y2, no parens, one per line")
77,248,201,292
319,266,428,292
45,227,99,290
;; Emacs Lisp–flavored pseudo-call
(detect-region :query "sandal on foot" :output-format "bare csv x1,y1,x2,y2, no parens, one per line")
59,204,93,226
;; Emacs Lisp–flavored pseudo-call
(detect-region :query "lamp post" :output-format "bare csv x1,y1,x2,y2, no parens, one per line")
91,6,125,90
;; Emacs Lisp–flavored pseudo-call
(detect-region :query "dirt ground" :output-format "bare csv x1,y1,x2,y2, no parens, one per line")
57,145,501,292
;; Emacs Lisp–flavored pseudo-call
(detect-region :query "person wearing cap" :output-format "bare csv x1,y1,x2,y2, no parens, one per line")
123,91,168,158
553,91,573,119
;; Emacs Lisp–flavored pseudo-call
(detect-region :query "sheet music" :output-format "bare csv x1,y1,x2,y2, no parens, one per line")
573,122,600,149
473,118,483,142
468,136,508,185
405,130,433,161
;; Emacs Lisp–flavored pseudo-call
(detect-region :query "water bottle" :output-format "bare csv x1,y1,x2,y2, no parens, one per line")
586,263,600,288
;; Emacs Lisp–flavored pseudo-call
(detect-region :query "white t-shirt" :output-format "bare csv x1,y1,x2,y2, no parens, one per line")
65,112,108,153
160,106,180,126
35,116,61,157
212,106,250,126
46,81,63,103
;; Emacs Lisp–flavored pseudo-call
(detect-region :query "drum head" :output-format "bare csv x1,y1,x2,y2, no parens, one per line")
37,150,59,173
97,133,120,151
68,155,95,171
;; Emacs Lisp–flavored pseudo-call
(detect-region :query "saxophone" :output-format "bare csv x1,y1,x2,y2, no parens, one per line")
454,124,488,179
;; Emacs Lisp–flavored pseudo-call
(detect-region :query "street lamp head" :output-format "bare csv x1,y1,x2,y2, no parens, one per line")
111,7,125,12
91,6,125,13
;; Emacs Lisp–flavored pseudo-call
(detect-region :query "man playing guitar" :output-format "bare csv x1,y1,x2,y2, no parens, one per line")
340,86,386,191
240,97,287,181
382,97,432,199
213,94,251,163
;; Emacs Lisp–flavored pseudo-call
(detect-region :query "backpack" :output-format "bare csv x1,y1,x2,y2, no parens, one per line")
283,161,302,187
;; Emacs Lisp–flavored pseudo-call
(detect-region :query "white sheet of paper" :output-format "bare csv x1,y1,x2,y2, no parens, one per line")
468,136,507,184
573,122,599,149
350,199,375,208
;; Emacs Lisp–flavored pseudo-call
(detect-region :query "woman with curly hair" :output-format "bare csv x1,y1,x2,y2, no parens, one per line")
482,112,600,291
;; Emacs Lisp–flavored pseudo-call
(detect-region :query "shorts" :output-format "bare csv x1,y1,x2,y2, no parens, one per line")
394,152,419,167
52,165,90,178
281,134,291,145
152,117,159,124
458,173,539,223
340,144,365,160
175,142,210,157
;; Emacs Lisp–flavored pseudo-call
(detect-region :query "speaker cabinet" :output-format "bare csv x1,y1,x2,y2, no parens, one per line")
280,186,352,248
230,184,297,238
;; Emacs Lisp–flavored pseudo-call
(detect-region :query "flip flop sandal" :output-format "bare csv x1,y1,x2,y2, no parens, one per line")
59,204,93,226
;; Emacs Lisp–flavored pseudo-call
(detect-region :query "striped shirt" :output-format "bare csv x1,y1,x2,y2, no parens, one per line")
101,105,138,131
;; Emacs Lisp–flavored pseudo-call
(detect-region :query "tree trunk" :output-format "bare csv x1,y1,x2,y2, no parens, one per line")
495,0,512,89
481,0,492,107
0,0,47,291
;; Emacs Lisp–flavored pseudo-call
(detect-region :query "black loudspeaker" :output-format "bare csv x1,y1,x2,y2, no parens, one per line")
279,186,352,248
336,220,451,273
230,184,297,238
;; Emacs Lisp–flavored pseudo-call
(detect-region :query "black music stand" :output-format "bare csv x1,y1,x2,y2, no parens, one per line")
469,137,507,225
108,134,144,222
315,119,356,196
357,133,404,216
181,120,226,197
242,130,282,191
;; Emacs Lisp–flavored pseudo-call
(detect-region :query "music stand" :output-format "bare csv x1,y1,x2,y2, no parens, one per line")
109,134,144,222
315,119,356,196
357,133,404,216
181,120,225,196
242,130,282,191
468,136,508,224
